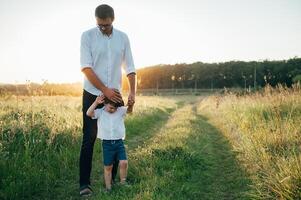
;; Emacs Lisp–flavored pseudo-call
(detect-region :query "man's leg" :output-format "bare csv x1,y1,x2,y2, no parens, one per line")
79,90,98,189
111,156,119,183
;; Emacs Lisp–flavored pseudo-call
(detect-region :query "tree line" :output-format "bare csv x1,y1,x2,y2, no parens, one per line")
122,57,301,90
1,58,300,96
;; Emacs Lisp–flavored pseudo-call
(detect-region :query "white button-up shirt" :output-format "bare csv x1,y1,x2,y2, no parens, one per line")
92,106,127,140
80,27,136,96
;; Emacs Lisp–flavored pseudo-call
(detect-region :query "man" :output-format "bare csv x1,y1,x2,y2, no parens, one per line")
79,4,136,196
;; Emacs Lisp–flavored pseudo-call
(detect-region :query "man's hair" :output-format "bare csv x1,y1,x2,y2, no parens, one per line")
104,97,124,108
95,4,114,19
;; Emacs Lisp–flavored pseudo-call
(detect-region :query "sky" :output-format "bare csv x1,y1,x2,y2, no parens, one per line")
0,0,301,83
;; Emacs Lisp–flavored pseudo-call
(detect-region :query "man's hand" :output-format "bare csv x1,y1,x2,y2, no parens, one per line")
128,92,135,106
103,88,123,103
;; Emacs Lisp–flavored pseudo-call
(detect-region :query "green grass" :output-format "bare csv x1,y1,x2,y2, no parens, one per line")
198,84,301,199
89,100,251,200
0,96,181,199
0,95,253,199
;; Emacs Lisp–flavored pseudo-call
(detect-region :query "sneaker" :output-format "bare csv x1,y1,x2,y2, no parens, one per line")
119,180,131,187
101,187,112,194
111,179,116,186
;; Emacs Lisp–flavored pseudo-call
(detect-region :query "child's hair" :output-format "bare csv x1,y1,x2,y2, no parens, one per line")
104,97,124,108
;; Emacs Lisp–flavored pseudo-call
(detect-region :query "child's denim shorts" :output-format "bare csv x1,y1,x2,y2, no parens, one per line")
102,139,127,166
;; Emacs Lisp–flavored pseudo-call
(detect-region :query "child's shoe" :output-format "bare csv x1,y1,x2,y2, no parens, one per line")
119,180,131,187
101,187,112,194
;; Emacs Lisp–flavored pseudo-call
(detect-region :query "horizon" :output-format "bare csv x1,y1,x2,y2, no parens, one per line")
1,0,301,83
0,56,299,85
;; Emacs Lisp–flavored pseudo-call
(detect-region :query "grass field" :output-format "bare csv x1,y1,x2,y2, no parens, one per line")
1,86,300,199
198,84,301,200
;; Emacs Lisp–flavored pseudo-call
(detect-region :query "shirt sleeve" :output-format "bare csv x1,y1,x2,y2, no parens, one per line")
122,34,136,75
92,108,102,119
80,32,93,70
119,106,127,117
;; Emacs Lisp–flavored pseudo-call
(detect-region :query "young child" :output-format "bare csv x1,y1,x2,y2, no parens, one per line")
86,94,132,192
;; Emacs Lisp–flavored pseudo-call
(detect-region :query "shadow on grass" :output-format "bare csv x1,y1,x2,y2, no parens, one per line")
108,110,253,200
125,107,177,149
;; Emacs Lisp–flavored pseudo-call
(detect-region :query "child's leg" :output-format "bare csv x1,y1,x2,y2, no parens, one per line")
119,160,128,183
102,140,115,190
104,165,113,190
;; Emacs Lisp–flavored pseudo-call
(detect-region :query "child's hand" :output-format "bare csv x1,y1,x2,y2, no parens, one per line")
96,95,105,104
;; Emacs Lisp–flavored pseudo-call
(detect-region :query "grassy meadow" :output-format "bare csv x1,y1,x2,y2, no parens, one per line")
198,84,301,199
0,85,300,199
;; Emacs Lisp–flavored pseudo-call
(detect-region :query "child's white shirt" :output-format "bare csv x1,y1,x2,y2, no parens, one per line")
92,106,127,140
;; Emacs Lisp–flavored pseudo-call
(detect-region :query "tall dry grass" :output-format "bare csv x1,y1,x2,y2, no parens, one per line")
0,95,180,199
198,84,301,199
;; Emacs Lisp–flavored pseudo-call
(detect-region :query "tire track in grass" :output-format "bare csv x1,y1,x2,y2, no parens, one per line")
78,97,252,200
183,113,252,200
92,102,252,200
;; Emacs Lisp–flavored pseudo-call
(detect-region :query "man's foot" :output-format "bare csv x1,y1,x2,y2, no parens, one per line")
79,186,93,197
111,178,118,186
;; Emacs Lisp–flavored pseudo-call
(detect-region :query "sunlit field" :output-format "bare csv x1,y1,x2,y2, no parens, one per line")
198,84,301,199
1,85,300,199
0,95,196,199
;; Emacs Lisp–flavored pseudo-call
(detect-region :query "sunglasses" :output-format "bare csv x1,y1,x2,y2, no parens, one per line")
98,24,112,30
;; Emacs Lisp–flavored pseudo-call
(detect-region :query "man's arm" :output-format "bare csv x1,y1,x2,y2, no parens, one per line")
123,33,136,106
127,72,136,106
82,68,107,93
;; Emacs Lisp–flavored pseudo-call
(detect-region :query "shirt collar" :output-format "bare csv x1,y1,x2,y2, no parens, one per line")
97,25,114,38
